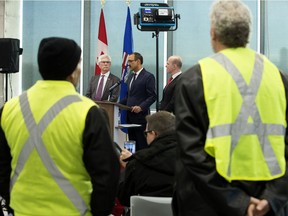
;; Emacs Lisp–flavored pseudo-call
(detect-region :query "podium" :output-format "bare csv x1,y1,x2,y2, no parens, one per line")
95,101,131,146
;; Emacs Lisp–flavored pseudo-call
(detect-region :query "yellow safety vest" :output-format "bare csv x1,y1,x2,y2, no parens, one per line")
1,81,96,216
200,48,286,182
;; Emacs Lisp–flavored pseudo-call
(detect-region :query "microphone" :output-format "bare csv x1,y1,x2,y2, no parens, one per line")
109,80,121,92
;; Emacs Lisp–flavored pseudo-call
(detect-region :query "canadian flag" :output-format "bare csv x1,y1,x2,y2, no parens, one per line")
95,9,108,75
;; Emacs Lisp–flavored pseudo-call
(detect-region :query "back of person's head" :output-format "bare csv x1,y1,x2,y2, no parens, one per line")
133,52,143,65
210,0,252,48
145,111,175,136
38,37,81,80
98,54,112,64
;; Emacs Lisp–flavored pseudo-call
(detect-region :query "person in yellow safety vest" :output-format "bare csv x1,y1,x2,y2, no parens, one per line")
173,1,288,216
0,37,120,216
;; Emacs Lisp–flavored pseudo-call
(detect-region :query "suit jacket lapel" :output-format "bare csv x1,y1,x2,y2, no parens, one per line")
104,75,111,93
131,70,144,88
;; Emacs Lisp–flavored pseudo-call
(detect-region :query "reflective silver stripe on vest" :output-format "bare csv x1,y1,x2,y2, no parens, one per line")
10,92,88,215
207,53,285,177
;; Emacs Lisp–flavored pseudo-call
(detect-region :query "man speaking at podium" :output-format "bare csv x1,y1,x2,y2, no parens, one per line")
120,52,156,151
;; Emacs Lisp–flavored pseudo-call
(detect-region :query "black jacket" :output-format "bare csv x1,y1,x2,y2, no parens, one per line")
117,133,177,207
120,68,157,124
159,74,181,113
173,64,288,216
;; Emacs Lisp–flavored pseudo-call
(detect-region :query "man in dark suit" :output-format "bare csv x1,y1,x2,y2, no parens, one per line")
86,54,120,102
159,55,182,113
120,52,156,151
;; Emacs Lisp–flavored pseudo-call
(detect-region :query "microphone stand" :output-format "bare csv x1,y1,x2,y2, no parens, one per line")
108,80,121,102
108,90,113,102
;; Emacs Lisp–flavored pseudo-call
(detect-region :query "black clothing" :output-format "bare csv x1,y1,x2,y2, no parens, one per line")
159,74,181,113
173,64,288,216
118,133,177,207
119,68,157,151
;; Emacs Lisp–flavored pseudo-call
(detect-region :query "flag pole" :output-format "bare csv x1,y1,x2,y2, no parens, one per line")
120,1,133,133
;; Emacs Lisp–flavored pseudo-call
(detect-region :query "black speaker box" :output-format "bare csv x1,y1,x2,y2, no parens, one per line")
0,38,23,73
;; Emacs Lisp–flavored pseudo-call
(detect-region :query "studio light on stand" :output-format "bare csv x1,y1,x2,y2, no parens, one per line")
134,3,180,111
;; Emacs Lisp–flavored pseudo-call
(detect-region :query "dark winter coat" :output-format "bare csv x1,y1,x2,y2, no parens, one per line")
117,133,177,207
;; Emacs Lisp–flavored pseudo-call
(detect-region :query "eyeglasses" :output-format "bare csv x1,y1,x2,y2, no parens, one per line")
127,59,136,63
144,130,153,137
100,61,111,64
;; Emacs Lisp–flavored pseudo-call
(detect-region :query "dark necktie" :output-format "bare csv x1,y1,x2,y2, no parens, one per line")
130,73,137,88
95,75,105,101
165,76,173,88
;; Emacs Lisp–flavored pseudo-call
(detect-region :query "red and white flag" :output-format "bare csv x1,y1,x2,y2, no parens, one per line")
95,8,108,75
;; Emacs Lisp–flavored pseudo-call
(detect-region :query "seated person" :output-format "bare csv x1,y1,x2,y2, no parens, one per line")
117,111,177,207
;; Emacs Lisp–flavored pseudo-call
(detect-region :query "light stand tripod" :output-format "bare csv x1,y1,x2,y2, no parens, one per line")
135,9,180,111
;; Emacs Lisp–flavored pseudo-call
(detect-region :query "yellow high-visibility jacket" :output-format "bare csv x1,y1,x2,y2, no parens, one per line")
200,48,286,182
2,81,96,216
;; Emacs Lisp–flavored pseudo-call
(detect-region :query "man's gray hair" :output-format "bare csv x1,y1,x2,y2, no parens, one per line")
210,0,252,47
98,54,112,64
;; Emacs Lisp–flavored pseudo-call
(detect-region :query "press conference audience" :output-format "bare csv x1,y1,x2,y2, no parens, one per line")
0,37,120,216
173,1,288,216
117,111,177,208
86,54,120,102
159,55,182,113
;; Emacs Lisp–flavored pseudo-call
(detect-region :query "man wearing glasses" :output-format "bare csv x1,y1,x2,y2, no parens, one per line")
117,111,177,208
86,54,120,102
120,52,157,151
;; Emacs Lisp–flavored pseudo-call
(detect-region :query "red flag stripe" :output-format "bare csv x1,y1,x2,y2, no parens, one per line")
95,9,108,75
98,10,108,44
